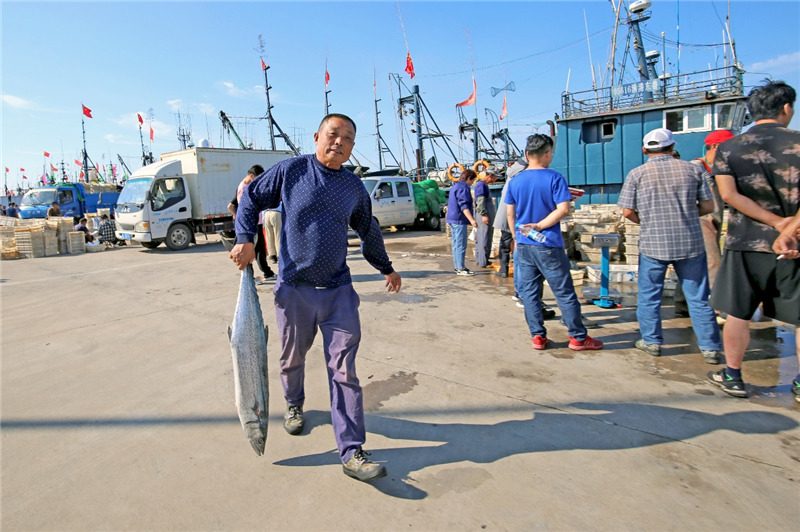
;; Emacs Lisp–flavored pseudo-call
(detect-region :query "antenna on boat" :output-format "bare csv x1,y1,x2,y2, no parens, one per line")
373,71,401,172
256,35,301,156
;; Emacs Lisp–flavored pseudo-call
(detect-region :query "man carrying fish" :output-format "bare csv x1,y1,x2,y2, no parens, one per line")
230,113,402,482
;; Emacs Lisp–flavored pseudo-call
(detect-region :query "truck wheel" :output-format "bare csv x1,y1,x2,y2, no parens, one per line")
425,216,441,231
141,241,161,249
166,223,192,250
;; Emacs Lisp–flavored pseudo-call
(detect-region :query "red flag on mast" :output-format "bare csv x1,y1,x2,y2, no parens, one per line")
325,69,330,87
150,125,154,141
82,104,93,118
74,159,82,167
44,151,50,157
19,167,25,171
137,113,144,125
51,163,57,172
261,58,266,71
456,77,477,107
500,93,508,120
404,52,415,79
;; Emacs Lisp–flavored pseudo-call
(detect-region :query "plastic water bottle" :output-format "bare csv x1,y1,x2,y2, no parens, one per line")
517,223,547,243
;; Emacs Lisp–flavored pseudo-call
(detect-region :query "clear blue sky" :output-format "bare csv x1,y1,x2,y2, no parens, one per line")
2,0,799,191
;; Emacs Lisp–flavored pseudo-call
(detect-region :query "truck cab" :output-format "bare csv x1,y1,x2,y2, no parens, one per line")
115,160,193,250
19,183,118,220
361,176,418,228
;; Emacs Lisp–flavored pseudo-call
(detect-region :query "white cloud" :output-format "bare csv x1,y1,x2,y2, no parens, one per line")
197,103,216,115
748,52,800,75
219,81,262,98
167,99,183,111
2,93,37,109
104,134,137,146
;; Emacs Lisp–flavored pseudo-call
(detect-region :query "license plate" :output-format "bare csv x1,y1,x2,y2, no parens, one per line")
120,233,131,239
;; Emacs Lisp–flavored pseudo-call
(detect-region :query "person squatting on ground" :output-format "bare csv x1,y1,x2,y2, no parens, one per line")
707,80,800,401
505,134,603,351
74,217,94,243
446,168,478,276
619,128,723,364
474,165,499,268
673,129,734,318
97,214,117,248
229,113,402,481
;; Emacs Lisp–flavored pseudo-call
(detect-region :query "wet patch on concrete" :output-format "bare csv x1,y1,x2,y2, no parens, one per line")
779,435,800,464
359,292,432,305
362,371,418,412
418,466,493,498
693,388,714,396
496,368,551,383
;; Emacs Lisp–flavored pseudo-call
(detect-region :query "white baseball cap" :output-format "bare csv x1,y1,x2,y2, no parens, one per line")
643,128,675,149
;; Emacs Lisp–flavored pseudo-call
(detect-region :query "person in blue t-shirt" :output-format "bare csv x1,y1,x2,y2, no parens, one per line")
505,134,603,351
230,114,401,483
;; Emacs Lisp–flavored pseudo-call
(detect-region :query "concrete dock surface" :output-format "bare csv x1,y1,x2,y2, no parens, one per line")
2,231,798,531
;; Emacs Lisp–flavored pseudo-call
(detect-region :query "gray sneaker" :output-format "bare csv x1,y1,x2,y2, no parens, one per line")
635,338,662,357
283,404,304,435
343,449,386,482
701,350,723,364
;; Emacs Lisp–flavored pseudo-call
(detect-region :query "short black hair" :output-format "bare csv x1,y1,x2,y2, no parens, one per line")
747,80,796,121
247,165,264,177
101,214,109,220
318,113,357,135
525,134,554,157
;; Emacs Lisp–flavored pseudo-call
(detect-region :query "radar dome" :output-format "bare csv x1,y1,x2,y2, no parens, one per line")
197,138,211,148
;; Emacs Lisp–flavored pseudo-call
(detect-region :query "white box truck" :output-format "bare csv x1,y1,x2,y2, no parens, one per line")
114,147,293,250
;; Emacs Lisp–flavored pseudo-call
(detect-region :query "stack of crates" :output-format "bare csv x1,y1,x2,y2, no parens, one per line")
571,204,624,263
43,219,59,256
0,226,17,260
55,217,74,254
67,231,86,254
622,218,640,265
14,226,46,259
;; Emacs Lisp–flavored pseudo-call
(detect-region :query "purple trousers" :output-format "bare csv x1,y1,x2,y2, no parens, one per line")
273,279,365,463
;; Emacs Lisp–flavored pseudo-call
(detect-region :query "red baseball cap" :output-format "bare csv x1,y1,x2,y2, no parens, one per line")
704,130,734,146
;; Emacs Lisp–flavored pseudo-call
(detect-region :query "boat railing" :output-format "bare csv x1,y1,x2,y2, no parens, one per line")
561,65,745,119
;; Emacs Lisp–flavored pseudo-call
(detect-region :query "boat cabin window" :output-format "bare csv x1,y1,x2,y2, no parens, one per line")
581,119,617,144
665,106,711,133
715,103,735,129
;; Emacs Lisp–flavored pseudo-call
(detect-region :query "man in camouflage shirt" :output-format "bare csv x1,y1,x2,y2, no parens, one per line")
708,80,800,402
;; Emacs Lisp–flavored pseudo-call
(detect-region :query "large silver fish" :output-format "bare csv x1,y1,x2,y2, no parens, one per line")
228,264,269,455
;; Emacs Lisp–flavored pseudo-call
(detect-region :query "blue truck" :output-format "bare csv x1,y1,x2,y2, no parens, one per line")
18,182,121,221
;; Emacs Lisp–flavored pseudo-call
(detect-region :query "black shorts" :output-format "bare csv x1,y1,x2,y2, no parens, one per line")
710,249,800,325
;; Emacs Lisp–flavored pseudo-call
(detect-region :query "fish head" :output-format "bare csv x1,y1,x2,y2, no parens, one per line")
244,421,267,456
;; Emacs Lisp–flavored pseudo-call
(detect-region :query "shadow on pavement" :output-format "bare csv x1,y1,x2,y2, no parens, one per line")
274,402,798,500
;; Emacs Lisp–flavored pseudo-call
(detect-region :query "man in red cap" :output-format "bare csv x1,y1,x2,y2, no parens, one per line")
673,129,734,318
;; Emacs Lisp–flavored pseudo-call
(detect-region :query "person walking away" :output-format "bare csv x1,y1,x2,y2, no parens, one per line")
232,165,275,283
7,202,20,219
446,169,478,275
263,205,282,263
474,165,499,267
46,202,61,218
230,113,401,481
619,128,723,363
505,134,603,351
707,80,800,399
673,129,734,318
